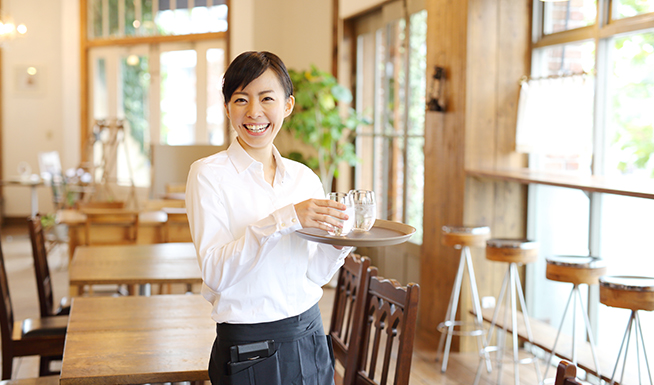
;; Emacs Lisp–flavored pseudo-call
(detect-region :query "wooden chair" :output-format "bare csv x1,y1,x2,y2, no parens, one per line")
354,276,420,385
163,207,190,243
0,232,67,380
81,208,139,246
329,254,376,385
27,215,70,317
555,361,585,385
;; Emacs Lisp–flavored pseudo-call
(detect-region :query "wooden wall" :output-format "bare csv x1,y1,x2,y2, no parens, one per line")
419,0,531,351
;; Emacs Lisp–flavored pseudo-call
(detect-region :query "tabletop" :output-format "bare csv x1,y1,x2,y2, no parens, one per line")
69,242,202,295
60,295,214,385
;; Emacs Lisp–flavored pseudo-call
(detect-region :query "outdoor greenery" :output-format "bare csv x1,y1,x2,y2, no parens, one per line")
285,66,370,193
611,31,654,177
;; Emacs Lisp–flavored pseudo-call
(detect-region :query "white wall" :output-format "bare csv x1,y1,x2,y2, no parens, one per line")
1,0,79,218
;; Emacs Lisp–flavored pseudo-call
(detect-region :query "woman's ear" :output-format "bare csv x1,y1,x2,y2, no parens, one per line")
284,95,295,118
224,103,231,120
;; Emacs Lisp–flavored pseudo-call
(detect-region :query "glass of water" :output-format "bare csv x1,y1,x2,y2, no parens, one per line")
348,190,376,231
327,192,354,236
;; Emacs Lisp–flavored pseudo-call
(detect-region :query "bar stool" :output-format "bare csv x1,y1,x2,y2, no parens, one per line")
436,225,490,372
542,255,607,383
599,275,654,385
474,238,542,385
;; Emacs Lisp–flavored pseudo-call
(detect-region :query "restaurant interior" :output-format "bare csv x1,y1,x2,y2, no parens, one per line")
0,0,653,384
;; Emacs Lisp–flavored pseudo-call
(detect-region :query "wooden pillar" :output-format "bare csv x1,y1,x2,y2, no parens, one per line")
419,0,531,353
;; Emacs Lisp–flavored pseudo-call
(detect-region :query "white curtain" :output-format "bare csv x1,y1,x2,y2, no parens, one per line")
515,74,594,155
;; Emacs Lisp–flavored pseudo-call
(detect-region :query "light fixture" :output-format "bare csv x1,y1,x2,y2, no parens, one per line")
0,12,27,44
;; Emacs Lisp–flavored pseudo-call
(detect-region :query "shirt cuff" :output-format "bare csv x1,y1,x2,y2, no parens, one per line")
272,203,302,236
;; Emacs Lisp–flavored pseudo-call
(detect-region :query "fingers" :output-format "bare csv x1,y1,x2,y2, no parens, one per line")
294,198,350,230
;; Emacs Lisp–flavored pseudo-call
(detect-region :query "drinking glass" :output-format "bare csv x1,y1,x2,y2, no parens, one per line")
349,189,376,231
327,192,354,236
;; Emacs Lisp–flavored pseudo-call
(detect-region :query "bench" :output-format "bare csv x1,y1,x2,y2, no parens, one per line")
476,306,636,385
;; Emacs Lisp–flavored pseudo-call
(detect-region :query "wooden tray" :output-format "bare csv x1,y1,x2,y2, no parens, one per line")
295,219,415,247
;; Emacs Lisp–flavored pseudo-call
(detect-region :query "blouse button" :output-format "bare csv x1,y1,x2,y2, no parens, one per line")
292,218,297,223
281,223,286,227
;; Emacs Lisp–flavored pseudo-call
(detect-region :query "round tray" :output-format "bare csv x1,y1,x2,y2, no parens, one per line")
295,219,416,247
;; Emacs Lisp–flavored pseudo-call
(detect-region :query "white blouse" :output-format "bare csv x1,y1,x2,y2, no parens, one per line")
185,140,351,324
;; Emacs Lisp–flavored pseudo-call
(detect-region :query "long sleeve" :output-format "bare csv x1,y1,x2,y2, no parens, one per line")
186,160,302,292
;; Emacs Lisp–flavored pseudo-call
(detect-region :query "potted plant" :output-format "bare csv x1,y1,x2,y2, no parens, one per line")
285,65,370,194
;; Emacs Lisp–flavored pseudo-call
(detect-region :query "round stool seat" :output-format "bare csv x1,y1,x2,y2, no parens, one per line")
441,225,491,248
600,276,654,311
485,238,538,264
546,255,607,285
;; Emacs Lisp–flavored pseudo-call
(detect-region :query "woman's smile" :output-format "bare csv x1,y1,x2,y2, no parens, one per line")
243,123,270,134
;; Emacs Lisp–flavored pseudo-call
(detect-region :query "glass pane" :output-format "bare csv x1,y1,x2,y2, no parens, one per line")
406,137,423,243
93,58,108,119
604,31,654,178
598,194,654,365
408,10,426,137
125,0,136,36
543,0,596,35
206,48,225,145
160,50,197,145
529,186,590,336
119,55,150,187
209,4,229,32
531,41,596,173
141,0,156,35
90,0,103,38
612,0,654,19
109,0,120,36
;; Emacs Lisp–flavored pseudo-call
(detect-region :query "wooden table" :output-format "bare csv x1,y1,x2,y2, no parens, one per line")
60,294,214,384
69,242,202,296
57,208,192,262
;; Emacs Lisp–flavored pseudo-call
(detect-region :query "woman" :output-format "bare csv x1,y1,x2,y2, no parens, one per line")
186,51,351,385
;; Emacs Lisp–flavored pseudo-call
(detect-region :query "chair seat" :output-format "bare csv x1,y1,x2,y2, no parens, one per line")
546,255,607,285
441,225,490,248
599,275,654,311
20,316,68,338
486,238,538,264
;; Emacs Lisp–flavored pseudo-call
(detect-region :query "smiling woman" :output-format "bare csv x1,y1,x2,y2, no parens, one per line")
185,51,354,385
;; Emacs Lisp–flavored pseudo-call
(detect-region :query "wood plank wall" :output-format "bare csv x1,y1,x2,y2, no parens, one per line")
419,0,531,351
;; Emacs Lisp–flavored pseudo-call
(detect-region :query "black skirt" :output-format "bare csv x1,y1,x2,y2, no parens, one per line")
208,303,335,385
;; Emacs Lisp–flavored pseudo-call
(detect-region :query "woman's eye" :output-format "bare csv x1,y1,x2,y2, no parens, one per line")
262,96,274,102
234,98,247,103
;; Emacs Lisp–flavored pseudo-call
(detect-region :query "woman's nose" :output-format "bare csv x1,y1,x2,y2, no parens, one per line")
246,101,262,118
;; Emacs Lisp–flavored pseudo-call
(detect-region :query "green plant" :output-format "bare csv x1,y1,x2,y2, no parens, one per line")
285,65,370,193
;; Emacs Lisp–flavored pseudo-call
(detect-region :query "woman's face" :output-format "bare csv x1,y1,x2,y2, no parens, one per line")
225,69,295,156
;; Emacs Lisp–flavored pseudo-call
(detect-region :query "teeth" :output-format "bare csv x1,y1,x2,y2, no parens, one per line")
244,124,269,133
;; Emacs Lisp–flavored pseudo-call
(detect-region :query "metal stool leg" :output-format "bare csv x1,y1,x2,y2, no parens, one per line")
611,311,653,385
513,264,543,385
635,312,653,385
610,311,635,385
542,286,575,382
436,246,467,372
465,246,491,372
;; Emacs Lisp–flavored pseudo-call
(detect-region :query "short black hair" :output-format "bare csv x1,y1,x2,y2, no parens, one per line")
222,51,293,103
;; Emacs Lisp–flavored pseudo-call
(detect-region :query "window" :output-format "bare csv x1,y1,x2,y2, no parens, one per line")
84,0,227,189
353,6,427,244
88,0,228,38
529,0,654,375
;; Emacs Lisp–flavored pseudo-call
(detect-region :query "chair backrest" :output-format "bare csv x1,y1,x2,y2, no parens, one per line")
27,215,55,318
81,208,139,246
163,207,190,242
0,231,16,355
329,254,376,385
555,361,584,385
355,276,420,385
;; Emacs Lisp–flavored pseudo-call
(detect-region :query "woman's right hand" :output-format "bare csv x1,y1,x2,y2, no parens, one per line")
294,198,349,232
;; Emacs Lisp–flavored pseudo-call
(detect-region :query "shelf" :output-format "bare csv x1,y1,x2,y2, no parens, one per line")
466,167,654,200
